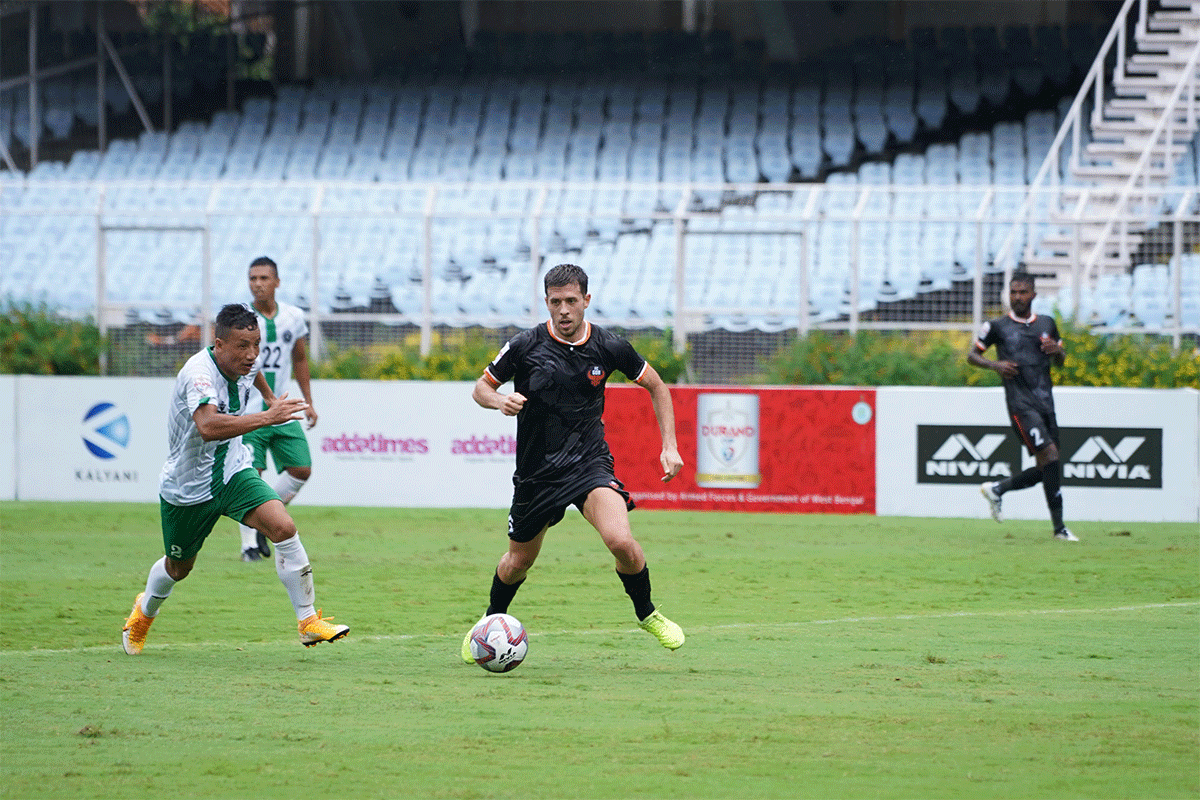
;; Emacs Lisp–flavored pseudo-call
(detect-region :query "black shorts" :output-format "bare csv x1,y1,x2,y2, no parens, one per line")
1009,407,1059,455
507,468,635,543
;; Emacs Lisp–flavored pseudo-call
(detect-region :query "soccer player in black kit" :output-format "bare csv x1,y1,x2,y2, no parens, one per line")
968,272,1077,541
461,263,686,662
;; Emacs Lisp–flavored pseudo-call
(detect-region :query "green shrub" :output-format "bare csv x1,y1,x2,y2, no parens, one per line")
315,329,692,383
757,324,1198,389
1055,322,1199,388
757,329,992,387
0,303,104,375
608,330,690,384
313,332,497,381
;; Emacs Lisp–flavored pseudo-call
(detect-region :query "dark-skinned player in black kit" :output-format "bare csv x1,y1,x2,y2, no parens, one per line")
969,271,1077,541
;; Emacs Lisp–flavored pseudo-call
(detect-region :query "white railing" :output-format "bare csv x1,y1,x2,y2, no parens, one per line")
2,179,1198,371
994,0,1138,274
1083,30,1200,280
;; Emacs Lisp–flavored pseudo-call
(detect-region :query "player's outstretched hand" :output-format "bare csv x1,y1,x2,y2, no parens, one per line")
500,392,527,416
265,392,308,425
660,446,684,483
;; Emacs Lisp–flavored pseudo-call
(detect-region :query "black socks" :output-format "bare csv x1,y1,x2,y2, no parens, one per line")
1042,460,1065,531
486,571,525,616
485,566,657,621
618,566,655,621
997,465,1043,495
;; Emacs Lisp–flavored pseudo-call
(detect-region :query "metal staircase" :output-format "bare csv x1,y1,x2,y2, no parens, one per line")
999,0,1200,299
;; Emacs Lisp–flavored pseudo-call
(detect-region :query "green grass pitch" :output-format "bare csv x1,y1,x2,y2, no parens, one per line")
1,502,1197,799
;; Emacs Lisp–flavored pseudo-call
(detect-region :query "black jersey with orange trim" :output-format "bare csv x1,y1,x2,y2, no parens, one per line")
483,320,648,484
973,311,1061,415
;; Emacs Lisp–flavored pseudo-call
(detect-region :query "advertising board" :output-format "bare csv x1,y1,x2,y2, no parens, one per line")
604,385,877,513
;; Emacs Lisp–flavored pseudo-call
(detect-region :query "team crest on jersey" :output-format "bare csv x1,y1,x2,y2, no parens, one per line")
587,366,606,386
283,330,292,343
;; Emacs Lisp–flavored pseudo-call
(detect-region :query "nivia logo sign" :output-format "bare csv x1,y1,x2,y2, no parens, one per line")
918,426,1020,483
1062,428,1161,488
916,425,1162,488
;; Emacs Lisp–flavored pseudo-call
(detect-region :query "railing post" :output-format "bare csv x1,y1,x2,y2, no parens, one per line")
849,187,868,336
1170,190,1193,351
96,187,107,375
799,186,816,338
420,185,438,357
530,185,549,326
201,216,212,351
672,188,687,355
309,184,325,363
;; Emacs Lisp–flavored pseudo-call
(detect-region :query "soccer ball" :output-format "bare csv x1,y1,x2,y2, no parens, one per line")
468,613,528,673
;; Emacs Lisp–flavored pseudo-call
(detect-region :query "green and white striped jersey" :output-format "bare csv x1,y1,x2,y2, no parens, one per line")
159,347,254,505
247,301,308,422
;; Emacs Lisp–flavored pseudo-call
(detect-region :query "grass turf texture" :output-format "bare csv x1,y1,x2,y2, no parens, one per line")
1,502,1196,800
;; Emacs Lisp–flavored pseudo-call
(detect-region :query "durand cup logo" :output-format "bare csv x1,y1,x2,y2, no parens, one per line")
81,402,130,460
917,425,1162,488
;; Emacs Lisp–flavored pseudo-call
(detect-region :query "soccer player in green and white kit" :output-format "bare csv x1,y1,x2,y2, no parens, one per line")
238,256,319,562
122,303,349,654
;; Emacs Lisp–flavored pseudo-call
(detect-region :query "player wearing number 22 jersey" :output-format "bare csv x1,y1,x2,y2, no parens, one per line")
238,256,317,563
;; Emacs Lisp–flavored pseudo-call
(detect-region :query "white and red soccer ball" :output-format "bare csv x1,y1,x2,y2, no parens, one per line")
468,613,528,673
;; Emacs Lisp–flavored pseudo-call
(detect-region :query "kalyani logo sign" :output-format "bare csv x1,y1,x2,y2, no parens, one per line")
917,426,1162,488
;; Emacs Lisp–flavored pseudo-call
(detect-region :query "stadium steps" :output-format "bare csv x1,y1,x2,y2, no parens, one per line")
1015,0,1200,289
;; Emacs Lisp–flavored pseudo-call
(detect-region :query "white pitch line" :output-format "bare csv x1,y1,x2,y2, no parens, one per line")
2,601,1196,657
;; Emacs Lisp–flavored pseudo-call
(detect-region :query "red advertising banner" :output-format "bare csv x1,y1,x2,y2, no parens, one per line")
603,386,876,514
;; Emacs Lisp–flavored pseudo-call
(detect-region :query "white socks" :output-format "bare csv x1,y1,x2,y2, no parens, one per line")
241,472,306,552
271,472,307,506
143,538,316,623
239,523,258,551
141,557,176,617
274,534,316,621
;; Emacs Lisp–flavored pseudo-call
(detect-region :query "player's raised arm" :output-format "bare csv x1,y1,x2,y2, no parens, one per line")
193,393,307,442
635,364,683,482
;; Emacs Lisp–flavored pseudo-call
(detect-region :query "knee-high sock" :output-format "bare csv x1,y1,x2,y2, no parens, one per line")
272,472,307,506
274,534,316,620
486,571,525,616
239,523,258,550
141,557,176,617
1042,460,1065,530
997,466,1042,495
617,565,656,621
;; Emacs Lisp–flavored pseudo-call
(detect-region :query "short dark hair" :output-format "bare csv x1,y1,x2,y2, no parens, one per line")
1010,271,1036,290
215,303,258,340
544,263,588,295
249,256,278,278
